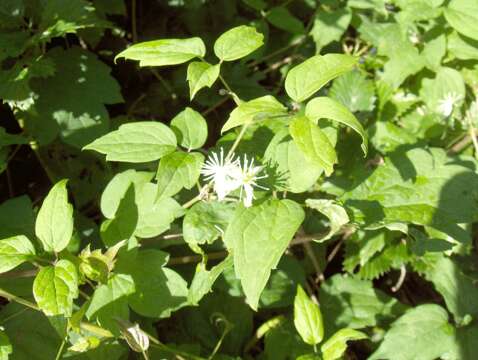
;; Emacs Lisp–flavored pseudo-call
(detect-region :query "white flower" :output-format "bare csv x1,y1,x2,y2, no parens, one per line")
232,154,268,207
437,92,462,117
201,148,240,201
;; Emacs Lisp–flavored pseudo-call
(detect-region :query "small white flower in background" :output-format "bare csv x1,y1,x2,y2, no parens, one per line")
201,149,268,207
437,92,463,117
232,154,268,208
201,148,240,201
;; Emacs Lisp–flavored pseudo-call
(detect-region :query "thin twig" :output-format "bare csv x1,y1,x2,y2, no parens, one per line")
391,264,407,292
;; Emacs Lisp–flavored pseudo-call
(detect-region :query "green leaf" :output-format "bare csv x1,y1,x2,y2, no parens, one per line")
293,285,324,345
170,107,208,150
33,259,78,317
214,25,264,61
264,128,323,193
183,201,235,247
100,169,154,219
370,304,456,360
425,256,478,323
156,151,204,200
224,199,304,310
445,0,478,41
285,54,357,103
448,31,478,60
24,47,122,148
186,61,220,100
311,7,351,51
319,274,404,332
0,127,27,147
0,196,35,239
86,273,135,335
115,37,206,66
0,235,36,273
420,67,465,116
341,148,478,244
369,121,418,154
306,199,349,241
222,95,287,132
35,179,74,253
0,303,61,360
305,96,368,155
84,122,177,163
329,71,376,113
264,318,311,360
134,182,184,238
265,6,304,34
188,255,233,305
117,249,189,318
0,330,12,360
289,115,337,176
321,328,367,360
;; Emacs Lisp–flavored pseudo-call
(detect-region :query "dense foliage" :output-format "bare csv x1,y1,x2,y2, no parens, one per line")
1,0,478,359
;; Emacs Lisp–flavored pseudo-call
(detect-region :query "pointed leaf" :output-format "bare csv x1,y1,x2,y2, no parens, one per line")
35,179,74,253
214,25,264,61
186,62,220,100
33,259,78,317
306,96,367,154
293,285,324,346
84,122,177,163
321,328,367,360
224,199,304,310
222,95,287,132
115,37,206,66
285,54,357,102
156,151,204,200
306,199,349,242
170,107,208,150
445,0,478,41
289,116,337,176
0,235,36,273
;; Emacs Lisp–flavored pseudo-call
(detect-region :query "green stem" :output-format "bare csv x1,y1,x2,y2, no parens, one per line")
55,336,67,360
225,123,249,161
218,74,241,105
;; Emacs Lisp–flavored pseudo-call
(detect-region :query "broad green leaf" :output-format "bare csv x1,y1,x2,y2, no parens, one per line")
84,122,177,163
369,121,418,153
156,151,204,200
0,235,35,273
188,255,233,305
170,107,208,150
24,47,122,148
186,62,220,100
319,274,404,333
341,148,478,244
115,37,206,66
266,6,304,34
445,0,478,41
0,303,61,360
0,196,35,240
448,31,478,60
100,185,138,247
420,67,465,117
305,96,368,155
100,169,154,219
265,318,311,360
369,305,456,360
329,71,375,113
117,249,189,318
183,201,235,247
135,182,184,238
35,179,74,253
321,328,367,360
285,54,357,102
422,33,446,71
311,7,351,51
214,25,264,61
289,116,337,176
224,199,304,310
293,285,324,345
425,256,478,323
0,330,11,360
0,127,27,147
86,273,135,335
33,259,78,317
306,199,349,241
222,95,287,132
264,129,323,193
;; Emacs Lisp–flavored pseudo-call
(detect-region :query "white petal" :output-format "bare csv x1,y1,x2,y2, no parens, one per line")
243,184,254,207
